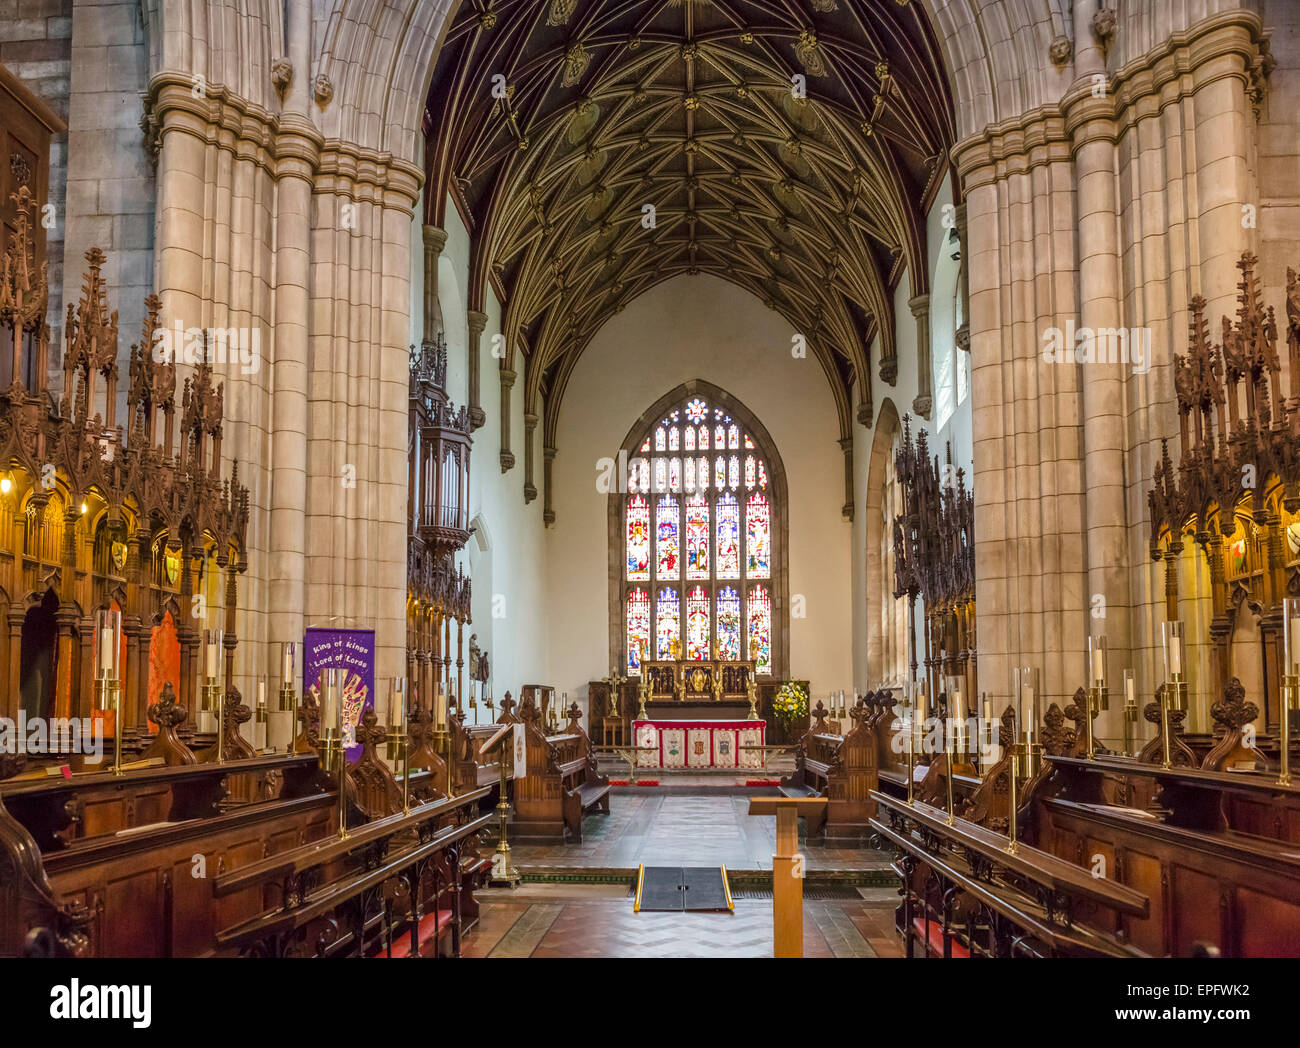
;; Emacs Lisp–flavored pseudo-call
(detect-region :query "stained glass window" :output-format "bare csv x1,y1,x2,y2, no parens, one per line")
685,495,710,580
656,587,680,660
717,493,740,579
627,588,650,674
686,586,710,660
747,585,771,673
656,495,679,578
627,495,650,580
746,492,770,578
717,587,740,660
620,393,781,676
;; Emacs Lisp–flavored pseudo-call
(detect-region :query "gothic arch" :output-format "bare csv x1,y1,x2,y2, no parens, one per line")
864,397,904,685
606,379,790,679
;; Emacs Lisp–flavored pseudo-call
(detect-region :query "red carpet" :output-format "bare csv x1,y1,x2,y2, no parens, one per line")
609,779,660,786
745,779,781,786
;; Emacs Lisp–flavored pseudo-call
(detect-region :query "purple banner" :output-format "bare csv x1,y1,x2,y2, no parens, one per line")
303,626,375,763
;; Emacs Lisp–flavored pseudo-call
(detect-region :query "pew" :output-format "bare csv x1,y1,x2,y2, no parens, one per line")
778,700,878,845
508,700,611,843
211,786,495,958
0,753,336,957
870,694,1300,957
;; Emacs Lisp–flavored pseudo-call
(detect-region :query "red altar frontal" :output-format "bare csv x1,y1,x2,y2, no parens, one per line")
633,720,766,769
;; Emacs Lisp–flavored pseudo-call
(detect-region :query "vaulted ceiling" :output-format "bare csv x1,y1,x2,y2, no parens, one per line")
424,0,955,444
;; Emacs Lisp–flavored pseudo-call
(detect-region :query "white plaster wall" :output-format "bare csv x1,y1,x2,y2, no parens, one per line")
409,197,550,713
546,275,853,721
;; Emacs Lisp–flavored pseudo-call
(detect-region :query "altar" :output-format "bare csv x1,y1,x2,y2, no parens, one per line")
633,719,766,770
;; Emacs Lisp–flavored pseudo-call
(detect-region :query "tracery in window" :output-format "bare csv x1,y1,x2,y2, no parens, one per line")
621,392,780,676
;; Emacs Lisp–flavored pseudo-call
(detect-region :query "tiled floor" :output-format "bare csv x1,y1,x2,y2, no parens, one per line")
511,793,894,873
469,785,905,958
462,884,904,958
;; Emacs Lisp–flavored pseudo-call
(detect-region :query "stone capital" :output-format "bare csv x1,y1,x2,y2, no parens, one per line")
499,368,517,388
467,310,489,337
423,225,448,256
908,294,930,320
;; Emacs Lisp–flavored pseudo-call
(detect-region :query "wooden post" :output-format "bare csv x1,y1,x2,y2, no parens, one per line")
747,796,828,958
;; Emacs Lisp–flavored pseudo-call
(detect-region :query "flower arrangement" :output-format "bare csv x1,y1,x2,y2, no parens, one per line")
772,681,808,722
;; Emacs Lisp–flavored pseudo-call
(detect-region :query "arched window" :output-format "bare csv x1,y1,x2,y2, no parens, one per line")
617,389,783,678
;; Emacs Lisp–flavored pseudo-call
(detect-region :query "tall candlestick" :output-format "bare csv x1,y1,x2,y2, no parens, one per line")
258,677,267,711
434,681,447,731
322,667,341,727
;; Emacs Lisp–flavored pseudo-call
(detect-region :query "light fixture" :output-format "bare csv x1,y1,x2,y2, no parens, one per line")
80,502,89,515
0,475,10,494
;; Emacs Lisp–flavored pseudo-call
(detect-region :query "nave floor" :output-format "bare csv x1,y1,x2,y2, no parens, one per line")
472,788,903,957
463,882,904,958
509,792,892,873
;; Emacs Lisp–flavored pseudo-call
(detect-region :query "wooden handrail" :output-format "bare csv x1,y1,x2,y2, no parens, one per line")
871,790,1149,918
214,811,495,948
0,753,319,799
1049,753,1300,798
213,785,493,897
871,816,1146,958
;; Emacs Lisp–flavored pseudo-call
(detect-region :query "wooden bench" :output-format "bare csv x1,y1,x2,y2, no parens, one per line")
778,701,877,844
508,702,611,843
212,787,495,958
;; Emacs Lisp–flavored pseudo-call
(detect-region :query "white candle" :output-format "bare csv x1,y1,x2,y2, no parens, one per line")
206,637,219,680
434,682,447,730
1090,636,1105,686
389,677,406,727
1124,670,1136,708
322,669,340,726
257,677,267,710
281,642,295,687
99,626,114,675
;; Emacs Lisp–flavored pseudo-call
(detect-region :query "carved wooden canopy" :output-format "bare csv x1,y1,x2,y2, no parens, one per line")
893,413,973,613
424,0,955,442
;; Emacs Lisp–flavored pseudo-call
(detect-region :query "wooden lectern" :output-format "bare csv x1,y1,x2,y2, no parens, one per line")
747,796,828,958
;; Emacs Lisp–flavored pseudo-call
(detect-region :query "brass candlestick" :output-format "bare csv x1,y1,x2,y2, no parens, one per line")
1281,674,1296,788
1086,636,1109,760
1281,599,1300,787
94,673,123,776
491,738,521,887
279,683,297,753
93,609,123,775
745,677,759,721
1006,740,1042,854
637,677,650,721
904,697,916,807
1161,675,1187,770
201,677,224,764
1122,668,1137,757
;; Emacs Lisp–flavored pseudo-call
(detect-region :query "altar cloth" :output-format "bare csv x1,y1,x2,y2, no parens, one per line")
633,719,766,769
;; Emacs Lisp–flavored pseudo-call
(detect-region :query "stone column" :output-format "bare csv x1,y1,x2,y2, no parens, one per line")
261,0,319,692
499,367,516,472
543,445,557,527
422,226,447,342
909,294,932,419
838,436,853,521
523,411,538,502
467,310,488,429
1065,74,1130,729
